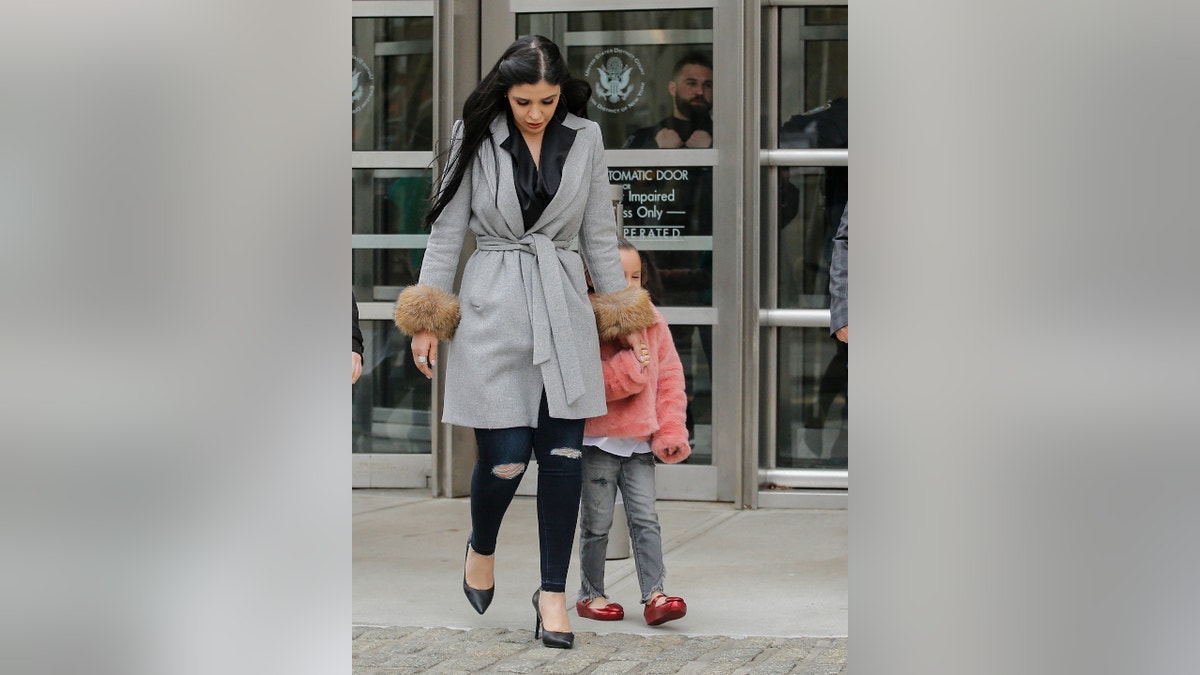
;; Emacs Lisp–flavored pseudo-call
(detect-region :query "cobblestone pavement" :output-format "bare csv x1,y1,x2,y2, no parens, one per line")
353,626,847,675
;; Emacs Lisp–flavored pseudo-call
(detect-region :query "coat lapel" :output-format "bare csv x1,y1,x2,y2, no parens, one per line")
528,114,589,233
488,115,525,238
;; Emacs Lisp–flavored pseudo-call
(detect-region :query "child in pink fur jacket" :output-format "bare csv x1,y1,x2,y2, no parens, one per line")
576,239,691,627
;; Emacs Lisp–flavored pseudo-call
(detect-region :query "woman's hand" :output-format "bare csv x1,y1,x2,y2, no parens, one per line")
411,330,438,379
626,330,651,369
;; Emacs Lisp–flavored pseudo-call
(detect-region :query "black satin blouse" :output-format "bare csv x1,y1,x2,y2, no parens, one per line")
500,108,578,231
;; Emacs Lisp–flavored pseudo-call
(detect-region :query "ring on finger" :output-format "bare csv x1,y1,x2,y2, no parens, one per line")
417,355,428,364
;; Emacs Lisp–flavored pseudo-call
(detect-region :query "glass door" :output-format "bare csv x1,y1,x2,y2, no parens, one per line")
351,0,438,487
751,1,848,508
484,0,744,502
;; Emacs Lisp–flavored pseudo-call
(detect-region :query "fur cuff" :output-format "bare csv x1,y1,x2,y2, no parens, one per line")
394,285,460,340
591,286,655,341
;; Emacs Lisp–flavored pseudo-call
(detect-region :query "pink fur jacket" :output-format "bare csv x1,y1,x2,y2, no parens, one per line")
584,306,691,463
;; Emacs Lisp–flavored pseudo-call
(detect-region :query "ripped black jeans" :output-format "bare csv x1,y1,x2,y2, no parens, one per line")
470,392,584,594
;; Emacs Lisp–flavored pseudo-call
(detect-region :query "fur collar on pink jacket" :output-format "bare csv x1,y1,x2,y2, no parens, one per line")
584,306,691,463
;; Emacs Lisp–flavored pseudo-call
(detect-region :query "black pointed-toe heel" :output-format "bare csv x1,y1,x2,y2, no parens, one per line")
462,541,494,615
532,589,574,649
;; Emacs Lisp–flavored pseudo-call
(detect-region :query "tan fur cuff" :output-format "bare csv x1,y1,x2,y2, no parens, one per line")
394,285,460,340
592,286,655,341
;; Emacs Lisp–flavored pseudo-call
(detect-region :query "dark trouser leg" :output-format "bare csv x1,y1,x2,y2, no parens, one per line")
470,425,535,556
530,395,584,594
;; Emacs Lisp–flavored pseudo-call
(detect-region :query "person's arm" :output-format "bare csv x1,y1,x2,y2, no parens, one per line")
683,128,711,148
576,124,656,355
829,204,848,343
352,293,364,384
598,340,651,402
650,319,691,463
394,122,471,378
654,126,685,148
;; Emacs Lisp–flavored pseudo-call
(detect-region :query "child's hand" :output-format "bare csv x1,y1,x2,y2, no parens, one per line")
626,330,651,369
653,442,691,464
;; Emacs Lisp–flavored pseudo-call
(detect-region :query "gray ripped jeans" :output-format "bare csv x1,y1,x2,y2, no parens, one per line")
577,445,665,604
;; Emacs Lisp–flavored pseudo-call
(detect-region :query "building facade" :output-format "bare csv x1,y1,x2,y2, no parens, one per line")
352,0,847,509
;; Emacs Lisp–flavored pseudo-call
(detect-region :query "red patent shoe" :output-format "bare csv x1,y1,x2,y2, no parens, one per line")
575,598,625,621
643,595,687,626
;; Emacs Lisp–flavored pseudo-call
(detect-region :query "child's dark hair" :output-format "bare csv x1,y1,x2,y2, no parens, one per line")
616,238,664,305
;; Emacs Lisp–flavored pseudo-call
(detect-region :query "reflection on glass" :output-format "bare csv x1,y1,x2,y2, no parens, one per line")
619,51,712,150
353,320,433,454
776,167,844,310
635,249,711,308
775,327,846,469
764,7,849,474
777,7,847,123
353,169,431,303
778,98,846,306
612,165,712,239
758,167,774,308
564,10,711,31
353,249,424,304
353,169,431,235
666,324,712,465
773,7,848,301
518,9,712,150
804,6,849,26
352,17,434,151
610,165,713,312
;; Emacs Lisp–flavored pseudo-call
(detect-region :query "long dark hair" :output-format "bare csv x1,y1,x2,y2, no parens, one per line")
424,35,590,229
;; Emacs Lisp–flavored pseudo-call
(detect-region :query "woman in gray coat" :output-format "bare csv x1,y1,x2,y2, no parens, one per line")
393,36,654,649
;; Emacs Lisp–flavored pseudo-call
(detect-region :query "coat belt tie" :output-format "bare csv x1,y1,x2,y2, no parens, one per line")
474,233,585,405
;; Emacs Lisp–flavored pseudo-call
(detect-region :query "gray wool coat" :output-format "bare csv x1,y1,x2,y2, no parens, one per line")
411,113,634,429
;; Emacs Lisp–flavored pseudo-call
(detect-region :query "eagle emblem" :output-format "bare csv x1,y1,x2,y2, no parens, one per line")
596,56,633,103
352,55,375,114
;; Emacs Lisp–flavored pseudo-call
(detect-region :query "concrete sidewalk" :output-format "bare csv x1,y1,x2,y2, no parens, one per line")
353,489,847,673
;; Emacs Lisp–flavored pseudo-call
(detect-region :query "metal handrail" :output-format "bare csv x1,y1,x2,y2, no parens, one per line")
760,148,848,167
759,308,830,327
759,468,847,489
